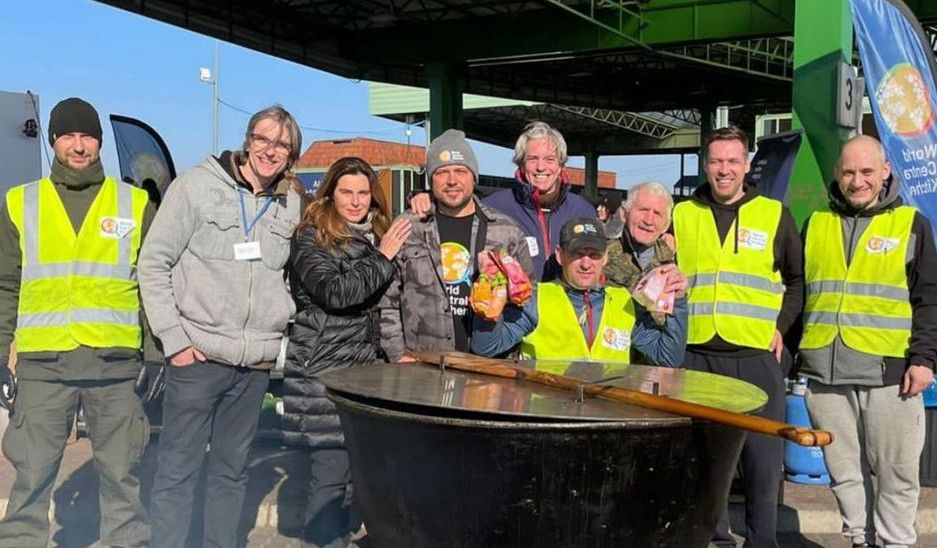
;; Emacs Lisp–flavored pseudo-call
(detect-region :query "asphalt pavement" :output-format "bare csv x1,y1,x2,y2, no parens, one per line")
0,432,935,547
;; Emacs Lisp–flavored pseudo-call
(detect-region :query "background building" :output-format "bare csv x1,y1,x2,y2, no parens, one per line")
297,137,618,215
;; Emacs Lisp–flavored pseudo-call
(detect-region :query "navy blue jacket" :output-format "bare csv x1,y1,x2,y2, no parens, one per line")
483,177,596,281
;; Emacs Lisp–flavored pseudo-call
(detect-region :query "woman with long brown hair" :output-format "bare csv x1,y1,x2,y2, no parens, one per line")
282,156,410,547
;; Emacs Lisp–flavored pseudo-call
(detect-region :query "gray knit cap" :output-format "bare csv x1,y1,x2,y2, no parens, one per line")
425,129,478,180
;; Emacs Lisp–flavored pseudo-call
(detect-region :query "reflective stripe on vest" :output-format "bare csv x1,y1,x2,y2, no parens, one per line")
6,178,146,352
801,207,914,356
519,283,635,362
673,196,783,349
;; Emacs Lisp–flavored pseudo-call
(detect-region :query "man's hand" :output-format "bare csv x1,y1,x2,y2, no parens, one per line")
134,362,166,404
398,355,417,363
0,364,16,413
658,263,688,299
170,346,206,367
902,364,934,397
409,192,432,218
768,330,784,364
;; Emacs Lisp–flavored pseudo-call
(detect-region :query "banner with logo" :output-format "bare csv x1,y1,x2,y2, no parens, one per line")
851,0,937,229
748,130,803,202
109,115,176,197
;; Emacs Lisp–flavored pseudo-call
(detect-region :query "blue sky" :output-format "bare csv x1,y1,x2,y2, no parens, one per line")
1,0,690,188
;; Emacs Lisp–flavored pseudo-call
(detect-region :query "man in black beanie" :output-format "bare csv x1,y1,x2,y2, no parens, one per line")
0,97,157,547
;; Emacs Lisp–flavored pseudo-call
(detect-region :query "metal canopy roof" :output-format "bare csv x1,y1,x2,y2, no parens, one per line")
95,0,937,153
96,0,802,112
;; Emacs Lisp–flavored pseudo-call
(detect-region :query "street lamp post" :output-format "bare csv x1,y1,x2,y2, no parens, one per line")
199,40,220,155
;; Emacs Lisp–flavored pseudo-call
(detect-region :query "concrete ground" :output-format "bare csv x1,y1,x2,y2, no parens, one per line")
0,434,935,547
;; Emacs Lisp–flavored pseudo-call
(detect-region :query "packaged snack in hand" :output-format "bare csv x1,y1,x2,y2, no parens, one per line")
470,271,508,321
632,266,675,315
476,249,501,278
491,250,533,305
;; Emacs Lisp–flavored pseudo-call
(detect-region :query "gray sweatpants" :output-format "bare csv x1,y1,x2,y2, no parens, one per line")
805,382,925,548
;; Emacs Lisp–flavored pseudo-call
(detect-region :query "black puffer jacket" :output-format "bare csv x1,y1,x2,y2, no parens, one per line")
282,227,396,449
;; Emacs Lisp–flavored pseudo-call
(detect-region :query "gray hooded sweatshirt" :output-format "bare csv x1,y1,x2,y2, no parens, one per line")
138,154,300,367
798,176,937,386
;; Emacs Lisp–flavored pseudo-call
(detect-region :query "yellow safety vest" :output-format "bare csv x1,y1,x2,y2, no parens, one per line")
673,196,784,349
520,283,635,361
5,178,148,352
801,207,914,356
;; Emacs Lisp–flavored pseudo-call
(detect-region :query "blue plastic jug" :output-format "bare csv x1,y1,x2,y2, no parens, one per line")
923,378,937,408
784,379,830,484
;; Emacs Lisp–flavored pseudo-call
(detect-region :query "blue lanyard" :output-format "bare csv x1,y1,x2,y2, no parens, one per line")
238,189,274,240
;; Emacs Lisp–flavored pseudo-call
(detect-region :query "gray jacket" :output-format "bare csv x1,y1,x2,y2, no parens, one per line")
138,154,300,367
379,198,533,361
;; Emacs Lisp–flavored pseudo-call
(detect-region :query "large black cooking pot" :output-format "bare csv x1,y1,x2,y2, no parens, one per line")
321,360,767,548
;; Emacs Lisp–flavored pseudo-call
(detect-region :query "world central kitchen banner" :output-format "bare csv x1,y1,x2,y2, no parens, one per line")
851,0,937,227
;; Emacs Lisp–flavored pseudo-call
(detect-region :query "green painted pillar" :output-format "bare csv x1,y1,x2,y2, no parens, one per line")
697,106,715,188
583,151,599,203
789,0,853,226
426,62,464,139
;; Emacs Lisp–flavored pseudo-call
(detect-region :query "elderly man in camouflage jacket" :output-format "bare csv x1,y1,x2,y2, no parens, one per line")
605,181,678,317
380,129,532,361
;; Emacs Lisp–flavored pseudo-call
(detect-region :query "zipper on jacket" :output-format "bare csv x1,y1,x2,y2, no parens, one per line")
238,191,257,366
831,217,861,384
531,190,551,251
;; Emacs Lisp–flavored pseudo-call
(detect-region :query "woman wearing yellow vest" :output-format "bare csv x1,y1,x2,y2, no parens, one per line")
471,217,688,367
799,136,937,548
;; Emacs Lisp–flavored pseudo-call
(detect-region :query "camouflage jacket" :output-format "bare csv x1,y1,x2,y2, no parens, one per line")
605,233,675,326
379,198,533,361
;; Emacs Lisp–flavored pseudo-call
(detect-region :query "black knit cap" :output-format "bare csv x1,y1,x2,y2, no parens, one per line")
48,97,103,145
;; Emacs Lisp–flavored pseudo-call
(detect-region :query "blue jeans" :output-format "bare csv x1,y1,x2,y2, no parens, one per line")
148,360,268,548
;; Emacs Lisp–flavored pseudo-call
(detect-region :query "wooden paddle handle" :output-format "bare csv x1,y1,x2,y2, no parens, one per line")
407,351,834,447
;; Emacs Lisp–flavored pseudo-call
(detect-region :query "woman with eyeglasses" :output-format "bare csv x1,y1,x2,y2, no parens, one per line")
281,156,411,548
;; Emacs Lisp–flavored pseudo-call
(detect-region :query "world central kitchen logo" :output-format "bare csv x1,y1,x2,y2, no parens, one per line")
876,63,935,138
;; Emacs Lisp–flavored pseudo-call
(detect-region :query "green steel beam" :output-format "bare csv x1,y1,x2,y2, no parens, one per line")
583,151,600,203
788,0,852,228
427,63,464,139
347,1,793,65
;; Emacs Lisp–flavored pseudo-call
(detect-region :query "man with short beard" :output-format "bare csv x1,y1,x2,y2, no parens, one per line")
0,98,155,547
409,121,596,281
471,217,687,366
672,126,803,547
380,129,533,361
799,135,937,548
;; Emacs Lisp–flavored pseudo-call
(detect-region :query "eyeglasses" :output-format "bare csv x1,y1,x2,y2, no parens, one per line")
250,133,291,154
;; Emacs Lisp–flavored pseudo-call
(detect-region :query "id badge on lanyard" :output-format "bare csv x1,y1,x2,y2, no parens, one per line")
235,189,274,261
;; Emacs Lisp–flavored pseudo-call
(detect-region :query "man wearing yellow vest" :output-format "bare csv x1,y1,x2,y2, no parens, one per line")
471,217,688,366
800,135,937,548
0,98,154,547
673,126,804,547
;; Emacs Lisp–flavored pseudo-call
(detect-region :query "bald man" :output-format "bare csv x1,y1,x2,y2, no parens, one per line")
799,135,937,548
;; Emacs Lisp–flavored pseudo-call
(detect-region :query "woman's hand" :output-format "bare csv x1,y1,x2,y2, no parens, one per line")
379,218,413,260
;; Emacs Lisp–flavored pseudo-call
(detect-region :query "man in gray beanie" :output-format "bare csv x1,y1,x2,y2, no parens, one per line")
380,129,534,359
0,97,157,547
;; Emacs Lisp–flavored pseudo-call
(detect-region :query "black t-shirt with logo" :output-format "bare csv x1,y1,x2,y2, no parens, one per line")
436,212,475,352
